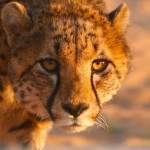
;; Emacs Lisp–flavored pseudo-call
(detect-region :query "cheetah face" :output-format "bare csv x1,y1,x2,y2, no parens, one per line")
1,2,130,132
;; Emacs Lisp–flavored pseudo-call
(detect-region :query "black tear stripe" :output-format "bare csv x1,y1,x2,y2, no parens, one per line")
20,65,34,79
46,70,60,121
20,61,38,79
8,120,32,132
91,74,101,108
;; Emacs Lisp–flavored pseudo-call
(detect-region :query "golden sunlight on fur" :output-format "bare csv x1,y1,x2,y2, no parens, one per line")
0,0,130,149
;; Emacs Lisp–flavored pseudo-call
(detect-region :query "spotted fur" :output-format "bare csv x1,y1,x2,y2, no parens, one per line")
0,0,131,149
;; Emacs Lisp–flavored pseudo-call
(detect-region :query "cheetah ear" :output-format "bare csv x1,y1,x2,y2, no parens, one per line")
1,2,32,47
108,3,130,34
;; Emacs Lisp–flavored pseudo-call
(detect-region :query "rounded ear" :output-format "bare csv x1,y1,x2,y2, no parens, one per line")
108,3,130,35
1,2,32,47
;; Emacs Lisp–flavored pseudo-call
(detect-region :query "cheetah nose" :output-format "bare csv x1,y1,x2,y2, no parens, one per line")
62,103,89,118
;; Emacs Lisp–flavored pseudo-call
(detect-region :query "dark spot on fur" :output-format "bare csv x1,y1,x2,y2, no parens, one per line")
21,100,30,104
28,112,43,121
0,79,4,91
88,33,97,38
54,42,60,53
83,26,87,31
68,24,72,28
30,83,35,87
0,95,3,101
80,9,84,15
20,90,25,99
49,24,56,30
70,31,74,36
26,87,32,92
90,14,95,19
0,53,6,59
22,79,27,82
0,71,7,76
38,26,42,30
41,10,45,15
4,39,8,45
84,8,88,13
14,87,18,92
93,43,98,51
82,36,88,50
38,15,42,20
64,38,70,44
114,69,121,79
63,27,67,32
19,82,23,87
12,52,18,57
18,58,23,62
9,120,32,132
17,135,25,141
53,34,62,40
100,52,105,57
31,104,38,109
36,93,39,97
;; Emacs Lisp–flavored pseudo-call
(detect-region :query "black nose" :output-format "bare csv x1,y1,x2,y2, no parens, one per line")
62,103,89,118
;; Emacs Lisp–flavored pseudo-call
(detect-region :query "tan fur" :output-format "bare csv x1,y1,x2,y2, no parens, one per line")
0,0,130,149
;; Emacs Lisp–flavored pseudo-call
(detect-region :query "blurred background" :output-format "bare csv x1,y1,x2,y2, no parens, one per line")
46,0,150,149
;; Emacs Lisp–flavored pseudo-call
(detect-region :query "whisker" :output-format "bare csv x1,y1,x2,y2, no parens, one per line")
98,115,110,131
95,114,110,131
95,118,106,130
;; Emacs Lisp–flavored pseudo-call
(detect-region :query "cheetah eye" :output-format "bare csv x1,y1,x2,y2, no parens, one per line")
92,59,109,72
40,59,58,73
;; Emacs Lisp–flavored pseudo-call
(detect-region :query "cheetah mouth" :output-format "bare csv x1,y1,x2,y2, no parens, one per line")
61,123,87,132
63,123,80,128
52,111,97,132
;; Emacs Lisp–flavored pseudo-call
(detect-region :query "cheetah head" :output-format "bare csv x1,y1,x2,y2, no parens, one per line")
1,1,130,132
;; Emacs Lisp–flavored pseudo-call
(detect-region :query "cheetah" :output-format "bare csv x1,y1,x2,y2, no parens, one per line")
0,0,131,149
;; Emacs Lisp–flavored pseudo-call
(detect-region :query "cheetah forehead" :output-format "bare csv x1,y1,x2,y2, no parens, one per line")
29,0,109,26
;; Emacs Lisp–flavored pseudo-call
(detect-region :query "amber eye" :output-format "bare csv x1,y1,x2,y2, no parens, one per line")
92,60,109,72
40,59,58,72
